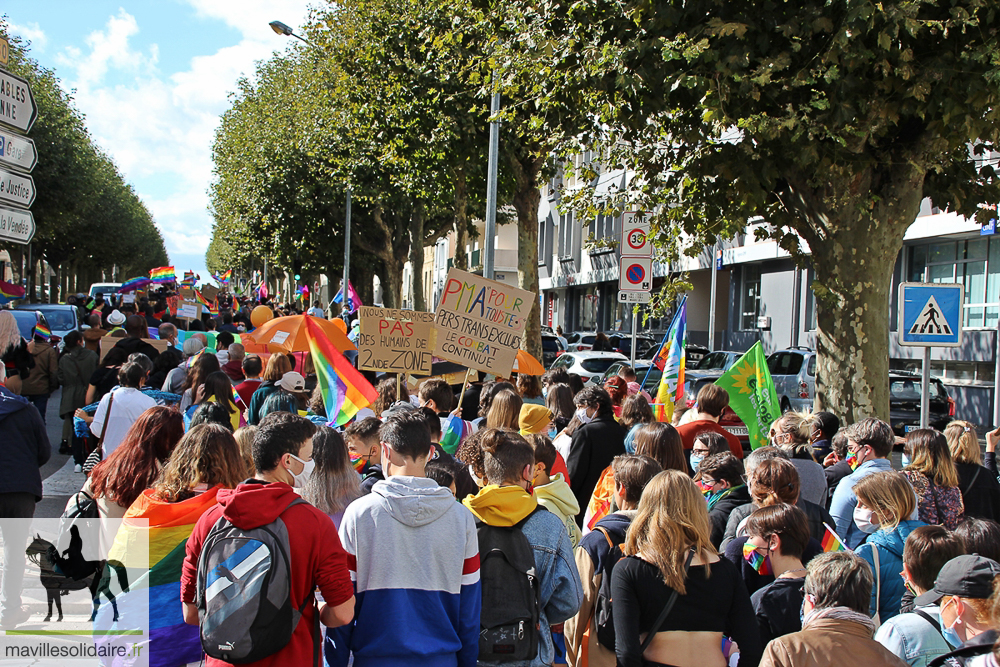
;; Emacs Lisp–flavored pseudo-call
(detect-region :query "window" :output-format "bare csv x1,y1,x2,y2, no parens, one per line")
741,265,762,330
908,237,1000,328
767,352,804,376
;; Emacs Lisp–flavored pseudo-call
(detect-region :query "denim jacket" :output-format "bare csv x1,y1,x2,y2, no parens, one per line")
829,458,895,548
875,605,953,667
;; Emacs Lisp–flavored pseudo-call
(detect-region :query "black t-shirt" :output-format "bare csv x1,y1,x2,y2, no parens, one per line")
88,367,119,403
750,576,805,645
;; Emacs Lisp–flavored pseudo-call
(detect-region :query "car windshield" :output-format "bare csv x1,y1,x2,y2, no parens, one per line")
890,379,948,401
33,308,75,331
582,358,620,374
10,311,38,340
696,352,730,370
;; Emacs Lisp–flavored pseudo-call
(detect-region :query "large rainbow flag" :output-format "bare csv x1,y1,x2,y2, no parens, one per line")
652,296,687,422
118,276,151,293
108,486,223,667
149,266,176,284
0,279,25,304
304,316,377,426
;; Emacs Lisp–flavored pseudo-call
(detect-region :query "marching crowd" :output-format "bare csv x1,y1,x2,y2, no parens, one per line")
2,294,1000,667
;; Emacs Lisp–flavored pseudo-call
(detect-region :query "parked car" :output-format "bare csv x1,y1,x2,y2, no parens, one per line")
88,282,121,298
888,371,954,435
547,350,627,384
8,309,56,345
564,331,599,352
541,332,565,368
14,304,79,344
766,347,817,413
692,350,742,373
605,332,658,359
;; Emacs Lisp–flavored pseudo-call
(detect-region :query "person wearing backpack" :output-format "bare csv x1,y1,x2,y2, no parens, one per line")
180,411,355,667
463,428,583,667
565,455,662,667
338,410,481,667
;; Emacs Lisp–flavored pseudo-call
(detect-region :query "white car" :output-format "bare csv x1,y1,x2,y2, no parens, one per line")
547,351,628,384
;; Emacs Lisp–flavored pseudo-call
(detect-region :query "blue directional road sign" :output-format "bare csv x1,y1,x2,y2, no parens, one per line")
898,282,963,347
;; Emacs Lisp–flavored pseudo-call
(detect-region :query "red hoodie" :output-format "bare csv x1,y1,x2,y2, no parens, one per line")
181,480,353,667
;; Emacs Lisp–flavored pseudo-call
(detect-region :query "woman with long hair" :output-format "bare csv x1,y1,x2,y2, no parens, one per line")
902,428,965,529
112,423,245,667
247,353,292,424
853,471,927,623
517,373,545,405
0,310,31,395
486,388,523,430
604,376,628,419
633,422,687,473
178,352,221,413
621,394,654,454
186,370,239,430
301,426,361,528
767,411,828,506
232,425,257,479
611,470,761,667
371,375,409,417
946,420,1000,521
477,381,517,425
546,382,576,434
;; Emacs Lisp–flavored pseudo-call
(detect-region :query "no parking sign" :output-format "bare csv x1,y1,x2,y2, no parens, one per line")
619,256,652,291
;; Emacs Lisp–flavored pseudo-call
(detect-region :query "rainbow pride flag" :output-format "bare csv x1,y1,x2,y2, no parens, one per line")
108,486,223,667
439,414,472,455
304,316,377,426
33,323,51,340
217,269,232,283
149,266,176,284
118,276,151,293
181,271,196,286
743,542,772,575
208,298,219,317
0,279,25,305
821,523,848,552
652,296,687,422
193,289,212,309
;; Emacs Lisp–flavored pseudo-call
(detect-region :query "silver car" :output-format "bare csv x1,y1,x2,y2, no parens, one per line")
766,347,817,413
547,351,628,384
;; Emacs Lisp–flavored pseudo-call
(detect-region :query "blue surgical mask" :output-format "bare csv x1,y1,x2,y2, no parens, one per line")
689,453,704,472
941,600,962,648
548,427,558,439
542,386,548,398
901,453,911,468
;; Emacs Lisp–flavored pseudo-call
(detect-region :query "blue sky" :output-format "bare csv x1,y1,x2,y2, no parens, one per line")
7,0,314,285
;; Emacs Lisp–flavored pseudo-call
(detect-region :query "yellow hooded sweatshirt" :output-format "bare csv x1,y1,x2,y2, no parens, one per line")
463,484,537,526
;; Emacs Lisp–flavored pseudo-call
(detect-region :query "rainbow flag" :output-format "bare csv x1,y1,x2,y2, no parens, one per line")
440,414,472,455
108,487,223,667
304,316,377,426
743,542,772,575
193,289,211,309
118,276,151,293
652,296,687,422
33,323,51,340
149,266,175,284
181,271,196,286
218,269,232,283
821,523,848,552
208,298,219,317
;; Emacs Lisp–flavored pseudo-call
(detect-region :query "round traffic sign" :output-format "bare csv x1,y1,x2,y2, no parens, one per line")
627,229,647,251
625,263,646,285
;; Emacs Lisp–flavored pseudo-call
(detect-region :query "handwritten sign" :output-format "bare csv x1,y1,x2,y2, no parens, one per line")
432,268,534,376
200,284,219,302
176,301,202,321
358,307,436,374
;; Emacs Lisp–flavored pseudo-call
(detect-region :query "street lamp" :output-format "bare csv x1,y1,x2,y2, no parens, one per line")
269,19,351,319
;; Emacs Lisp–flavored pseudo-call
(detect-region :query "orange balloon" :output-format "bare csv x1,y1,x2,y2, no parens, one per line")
251,305,274,328
333,318,348,334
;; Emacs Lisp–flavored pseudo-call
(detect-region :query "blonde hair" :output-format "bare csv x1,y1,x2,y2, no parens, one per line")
153,424,246,503
262,354,292,382
945,420,981,466
233,426,257,478
0,311,21,355
486,389,523,430
905,429,960,487
853,471,917,531
623,470,716,594
772,411,815,457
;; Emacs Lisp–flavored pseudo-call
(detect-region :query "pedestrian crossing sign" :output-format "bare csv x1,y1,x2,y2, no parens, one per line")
898,282,963,347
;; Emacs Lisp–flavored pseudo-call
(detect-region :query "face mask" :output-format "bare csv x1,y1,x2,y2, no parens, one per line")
941,600,963,647
853,505,880,534
576,407,593,424
742,542,773,575
690,453,705,472
288,453,314,487
901,453,911,468
542,386,548,398
548,427,558,439
350,454,366,472
846,450,861,470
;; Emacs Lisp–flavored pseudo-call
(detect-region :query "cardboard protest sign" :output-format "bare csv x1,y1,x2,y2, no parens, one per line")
200,284,219,302
176,301,202,322
357,307,436,374
179,287,195,300
433,268,534,376
99,337,170,362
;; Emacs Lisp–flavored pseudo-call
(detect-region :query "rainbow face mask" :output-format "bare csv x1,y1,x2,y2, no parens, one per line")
846,450,862,470
743,542,772,575
350,454,367,472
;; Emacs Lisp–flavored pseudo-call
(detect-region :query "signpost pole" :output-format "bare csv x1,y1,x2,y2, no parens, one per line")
630,305,638,369
921,267,930,429
994,322,1000,429
709,241,718,352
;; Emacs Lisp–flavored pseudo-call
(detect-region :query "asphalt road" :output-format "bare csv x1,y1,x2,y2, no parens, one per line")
36,387,81,519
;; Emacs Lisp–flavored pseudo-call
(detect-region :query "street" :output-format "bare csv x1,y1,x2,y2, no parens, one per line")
36,387,79,519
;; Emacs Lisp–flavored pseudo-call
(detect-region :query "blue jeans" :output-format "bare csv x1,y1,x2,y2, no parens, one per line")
25,393,49,425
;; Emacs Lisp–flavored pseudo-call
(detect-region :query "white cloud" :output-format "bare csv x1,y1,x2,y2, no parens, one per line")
6,20,48,51
49,3,313,275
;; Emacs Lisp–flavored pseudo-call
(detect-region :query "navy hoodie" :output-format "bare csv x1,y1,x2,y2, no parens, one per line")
0,385,50,500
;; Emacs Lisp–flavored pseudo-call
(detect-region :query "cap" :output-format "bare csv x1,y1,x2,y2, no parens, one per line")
380,400,416,419
519,404,553,436
277,371,306,392
914,554,1000,606
107,310,126,326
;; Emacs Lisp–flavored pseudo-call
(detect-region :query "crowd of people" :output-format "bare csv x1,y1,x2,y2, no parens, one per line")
3,294,1000,667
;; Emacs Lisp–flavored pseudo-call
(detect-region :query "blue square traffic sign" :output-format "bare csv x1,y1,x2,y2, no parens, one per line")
898,282,963,347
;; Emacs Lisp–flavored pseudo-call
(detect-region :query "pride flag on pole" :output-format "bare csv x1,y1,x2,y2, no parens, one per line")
333,280,362,314
714,341,781,450
304,316,378,426
821,523,848,552
149,267,175,284
653,296,687,422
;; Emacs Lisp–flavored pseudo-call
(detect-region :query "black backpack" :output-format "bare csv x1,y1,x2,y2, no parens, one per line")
593,525,628,650
476,506,544,662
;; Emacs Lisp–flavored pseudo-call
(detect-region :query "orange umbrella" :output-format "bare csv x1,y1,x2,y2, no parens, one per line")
243,314,356,354
512,349,545,375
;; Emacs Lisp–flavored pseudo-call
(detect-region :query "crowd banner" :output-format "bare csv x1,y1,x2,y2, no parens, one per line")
357,307,436,375
432,268,534,377
714,340,782,450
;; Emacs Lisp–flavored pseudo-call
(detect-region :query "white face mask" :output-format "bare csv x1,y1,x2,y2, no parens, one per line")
853,505,880,534
576,407,593,424
288,453,314,487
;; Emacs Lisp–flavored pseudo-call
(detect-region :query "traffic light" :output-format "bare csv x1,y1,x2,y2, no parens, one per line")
293,258,302,281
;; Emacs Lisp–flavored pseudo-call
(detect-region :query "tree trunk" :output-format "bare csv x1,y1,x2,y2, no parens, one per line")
409,204,426,312
805,166,925,423
509,154,544,363
453,167,469,271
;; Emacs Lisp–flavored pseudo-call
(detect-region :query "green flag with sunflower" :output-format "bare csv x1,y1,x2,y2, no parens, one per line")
714,341,782,450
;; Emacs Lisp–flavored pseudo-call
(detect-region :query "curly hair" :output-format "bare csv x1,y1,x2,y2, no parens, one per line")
456,428,488,484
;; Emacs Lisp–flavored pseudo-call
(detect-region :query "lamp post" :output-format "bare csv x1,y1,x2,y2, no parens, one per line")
269,19,351,319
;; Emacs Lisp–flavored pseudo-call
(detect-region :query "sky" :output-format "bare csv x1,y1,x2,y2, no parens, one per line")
7,0,315,285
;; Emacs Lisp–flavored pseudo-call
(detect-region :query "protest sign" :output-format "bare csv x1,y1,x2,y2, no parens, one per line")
357,307,436,374
179,287,195,300
176,301,202,322
432,268,534,376
200,284,219,302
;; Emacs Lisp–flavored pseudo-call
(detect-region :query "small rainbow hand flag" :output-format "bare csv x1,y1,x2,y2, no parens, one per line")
0,279,25,304
193,289,211,308
34,323,51,340
150,266,176,283
439,414,471,455
821,523,848,552
743,542,772,575
304,316,378,426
